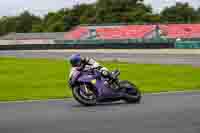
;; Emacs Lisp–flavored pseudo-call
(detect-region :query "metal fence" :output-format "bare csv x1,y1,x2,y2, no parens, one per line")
175,41,200,48
1,38,200,50
0,38,174,50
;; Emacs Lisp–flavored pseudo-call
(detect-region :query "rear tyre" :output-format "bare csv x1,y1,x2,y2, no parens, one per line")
120,80,142,104
72,85,97,106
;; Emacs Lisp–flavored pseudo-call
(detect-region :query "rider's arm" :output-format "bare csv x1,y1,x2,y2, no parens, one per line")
83,57,101,69
83,57,109,72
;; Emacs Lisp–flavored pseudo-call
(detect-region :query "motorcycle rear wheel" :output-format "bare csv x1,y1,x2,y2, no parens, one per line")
120,80,142,103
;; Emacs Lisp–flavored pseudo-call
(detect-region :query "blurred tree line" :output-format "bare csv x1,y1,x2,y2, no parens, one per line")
0,0,200,35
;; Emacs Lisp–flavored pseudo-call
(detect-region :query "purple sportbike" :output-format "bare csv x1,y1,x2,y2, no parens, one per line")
68,68,142,106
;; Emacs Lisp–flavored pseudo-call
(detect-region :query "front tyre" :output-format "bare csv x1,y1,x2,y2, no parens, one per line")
72,85,97,106
120,80,142,104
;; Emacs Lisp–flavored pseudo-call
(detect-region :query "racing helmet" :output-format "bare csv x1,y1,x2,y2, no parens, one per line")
69,54,82,67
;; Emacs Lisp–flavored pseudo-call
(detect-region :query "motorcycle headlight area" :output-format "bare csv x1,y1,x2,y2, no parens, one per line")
91,79,97,84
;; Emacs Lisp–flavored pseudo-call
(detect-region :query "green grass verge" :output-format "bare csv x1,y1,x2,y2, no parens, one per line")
0,57,200,101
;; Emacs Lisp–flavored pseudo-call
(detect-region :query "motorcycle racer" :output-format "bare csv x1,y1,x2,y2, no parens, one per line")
69,54,110,79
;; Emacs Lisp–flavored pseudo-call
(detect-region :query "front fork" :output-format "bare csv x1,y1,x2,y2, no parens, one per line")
81,83,93,95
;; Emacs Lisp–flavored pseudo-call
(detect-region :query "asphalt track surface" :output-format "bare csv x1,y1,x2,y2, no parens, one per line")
0,92,200,133
1,50,200,66
1,50,200,132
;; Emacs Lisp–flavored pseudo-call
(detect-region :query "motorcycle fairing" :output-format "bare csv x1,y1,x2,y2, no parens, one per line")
77,74,121,97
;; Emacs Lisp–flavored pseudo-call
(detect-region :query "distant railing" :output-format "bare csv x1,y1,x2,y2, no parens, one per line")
1,38,200,50
175,41,200,48
0,39,56,45
55,38,174,45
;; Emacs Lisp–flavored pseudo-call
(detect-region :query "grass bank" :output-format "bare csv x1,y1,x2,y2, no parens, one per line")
0,57,200,101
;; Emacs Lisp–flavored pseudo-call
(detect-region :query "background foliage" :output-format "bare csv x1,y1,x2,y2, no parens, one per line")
0,0,200,35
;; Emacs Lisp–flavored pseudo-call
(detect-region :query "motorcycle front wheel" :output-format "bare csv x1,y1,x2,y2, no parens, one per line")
72,85,97,106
